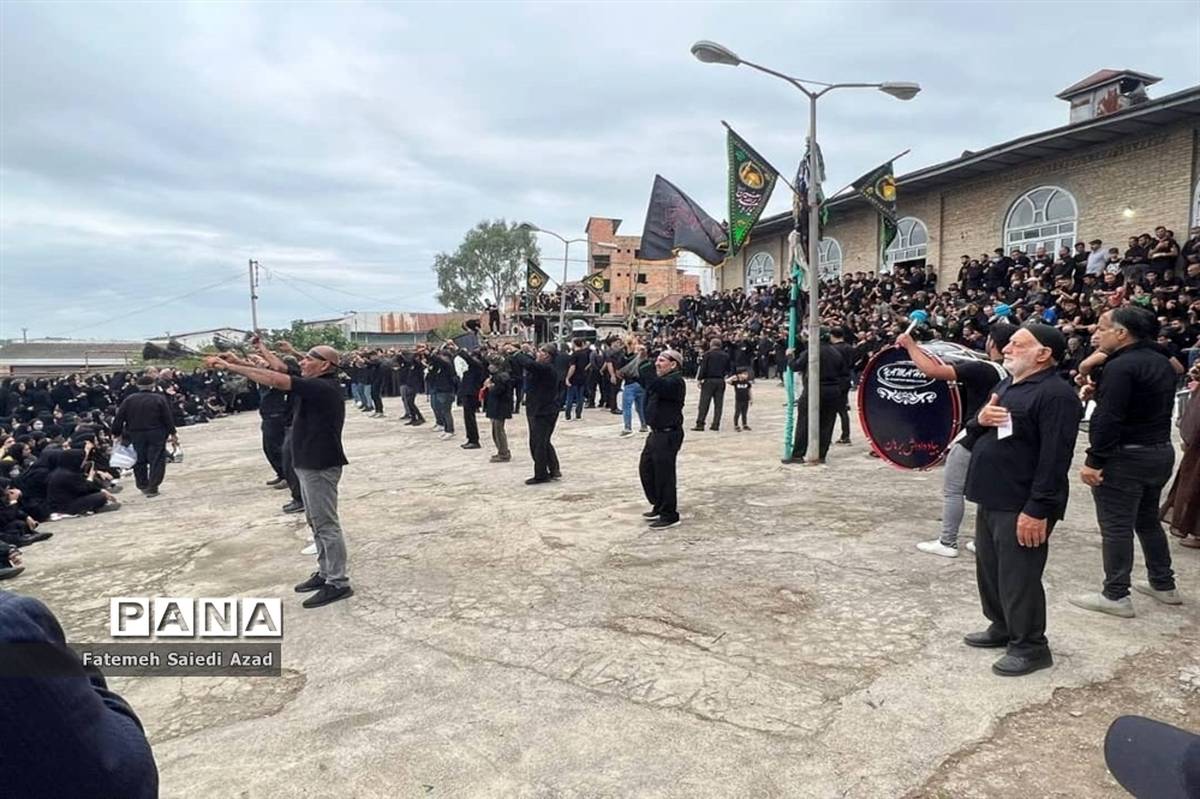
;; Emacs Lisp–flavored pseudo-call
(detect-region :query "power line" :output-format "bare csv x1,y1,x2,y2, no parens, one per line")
268,271,353,316
267,268,411,309
51,270,246,338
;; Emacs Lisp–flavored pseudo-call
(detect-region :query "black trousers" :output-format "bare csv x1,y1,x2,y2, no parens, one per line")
462,399,480,444
129,430,168,490
696,378,726,429
734,394,749,427
63,493,109,516
639,429,683,520
837,382,851,441
1092,444,1176,600
527,413,560,479
370,382,384,413
281,426,302,503
261,414,287,479
975,507,1052,659
401,388,424,422
603,379,619,412
791,386,841,461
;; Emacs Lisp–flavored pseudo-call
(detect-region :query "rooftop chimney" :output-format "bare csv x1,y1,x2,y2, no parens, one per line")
1056,69,1161,124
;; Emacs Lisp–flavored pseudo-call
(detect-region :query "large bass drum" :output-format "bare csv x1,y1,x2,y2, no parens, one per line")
857,342,999,471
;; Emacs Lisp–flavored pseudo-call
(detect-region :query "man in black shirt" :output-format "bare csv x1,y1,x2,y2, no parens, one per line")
207,345,353,609
694,338,731,431
511,343,561,484
256,351,292,488
963,324,1080,676
637,347,686,529
563,339,590,421
784,332,845,464
829,327,856,445
111,375,177,497
897,323,1013,558
1071,307,1181,617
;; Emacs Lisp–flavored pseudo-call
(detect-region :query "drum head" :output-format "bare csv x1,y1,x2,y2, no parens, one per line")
858,346,962,470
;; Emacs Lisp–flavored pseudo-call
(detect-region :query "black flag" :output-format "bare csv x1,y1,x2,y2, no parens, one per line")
637,175,728,266
526,257,551,293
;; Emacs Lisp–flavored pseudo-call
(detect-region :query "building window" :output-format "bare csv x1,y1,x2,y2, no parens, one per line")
1003,186,1077,256
1192,179,1200,226
592,254,610,272
745,251,775,289
637,272,648,284
634,295,647,307
818,238,843,281
884,217,929,272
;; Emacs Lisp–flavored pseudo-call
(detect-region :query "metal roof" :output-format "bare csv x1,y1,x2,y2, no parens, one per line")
747,84,1200,238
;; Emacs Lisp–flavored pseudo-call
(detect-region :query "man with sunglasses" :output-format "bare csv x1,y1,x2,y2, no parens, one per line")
205,344,353,609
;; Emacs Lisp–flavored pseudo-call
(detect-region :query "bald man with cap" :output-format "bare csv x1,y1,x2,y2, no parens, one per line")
206,344,354,609
962,323,1080,676
637,345,687,529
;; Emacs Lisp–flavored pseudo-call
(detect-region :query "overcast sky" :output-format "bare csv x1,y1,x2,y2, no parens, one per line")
2,1,1197,341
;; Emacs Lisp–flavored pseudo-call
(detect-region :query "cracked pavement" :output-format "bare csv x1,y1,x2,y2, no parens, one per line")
16,382,1199,798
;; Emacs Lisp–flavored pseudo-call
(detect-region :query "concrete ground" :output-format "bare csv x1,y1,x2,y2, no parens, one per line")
16,381,1200,798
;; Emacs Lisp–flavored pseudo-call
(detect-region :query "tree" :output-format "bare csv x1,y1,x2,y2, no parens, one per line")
264,321,351,352
435,219,539,312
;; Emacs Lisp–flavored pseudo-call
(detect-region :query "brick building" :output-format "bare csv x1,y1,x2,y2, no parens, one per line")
719,70,1200,291
585,217,700,316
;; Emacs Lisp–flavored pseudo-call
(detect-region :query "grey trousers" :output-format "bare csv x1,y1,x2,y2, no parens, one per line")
490,418,510,458
940,442,972,546
295,466,349,588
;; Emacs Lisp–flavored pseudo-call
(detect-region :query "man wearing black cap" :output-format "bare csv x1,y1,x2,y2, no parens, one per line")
1071,307,1181,618
963,323,1081,676
510,342,561,484
111,375,176,497
638,345,686,529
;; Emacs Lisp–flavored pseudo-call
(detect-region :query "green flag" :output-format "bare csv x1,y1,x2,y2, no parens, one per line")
725,126,778,257
851,160,898,268
526,257,551,293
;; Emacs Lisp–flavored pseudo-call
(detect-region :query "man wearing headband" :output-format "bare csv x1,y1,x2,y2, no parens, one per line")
962,323,1081,676
638,346,686,529
205,345,354,609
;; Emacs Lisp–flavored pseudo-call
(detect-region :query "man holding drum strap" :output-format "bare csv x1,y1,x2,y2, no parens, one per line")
896,324,1016,558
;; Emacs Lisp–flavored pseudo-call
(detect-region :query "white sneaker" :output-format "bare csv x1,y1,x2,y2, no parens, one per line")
916,539,959,558
619,429,633,437
965,540,976,554
1068,592,1135,618
432,425,443,432
301,542,317,555
439,432,454,441
1133,580,1183,605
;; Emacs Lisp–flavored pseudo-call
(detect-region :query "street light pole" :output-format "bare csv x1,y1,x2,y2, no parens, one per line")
517,223,587,345
689,40,919,463
248,258,260,333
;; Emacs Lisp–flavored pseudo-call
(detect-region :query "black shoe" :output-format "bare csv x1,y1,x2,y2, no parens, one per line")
282,500,305,514
837,439,851,445
963,630,1010,648
0,565,24,581
550,472,562,481
411,418,426,426
648,517,680,529
742,425,752,431
302,584,354,608
294,572,325,593
692,425,705,431
642,510,660,519
273,480,289,490
461,442,481,450
141,488,159,497
525,476,551,485
709,426,719,432
266,477,285,486
991,652,1053,677
19,532,53,545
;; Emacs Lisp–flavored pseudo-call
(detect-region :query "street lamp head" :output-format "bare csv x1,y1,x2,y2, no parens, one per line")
879,82,921,101
517,222,540,232
594,242,620,250
690,40,741,67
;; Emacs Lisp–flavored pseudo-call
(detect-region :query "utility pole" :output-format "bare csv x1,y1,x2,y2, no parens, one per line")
248,259,260,332
21,327,28,344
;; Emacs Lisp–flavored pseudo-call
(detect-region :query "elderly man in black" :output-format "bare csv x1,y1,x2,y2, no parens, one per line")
693,338,731,432
111,375,177,497
638,346,686,529
511,342,561,485
1071,307,1181,617
964,324,1081,677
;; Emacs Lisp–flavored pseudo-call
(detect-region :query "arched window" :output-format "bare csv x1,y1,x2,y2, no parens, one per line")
1192,179,1200,227
1004,186,1077,255
818,238,843,281
745,250,775,289
884,217,928,272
